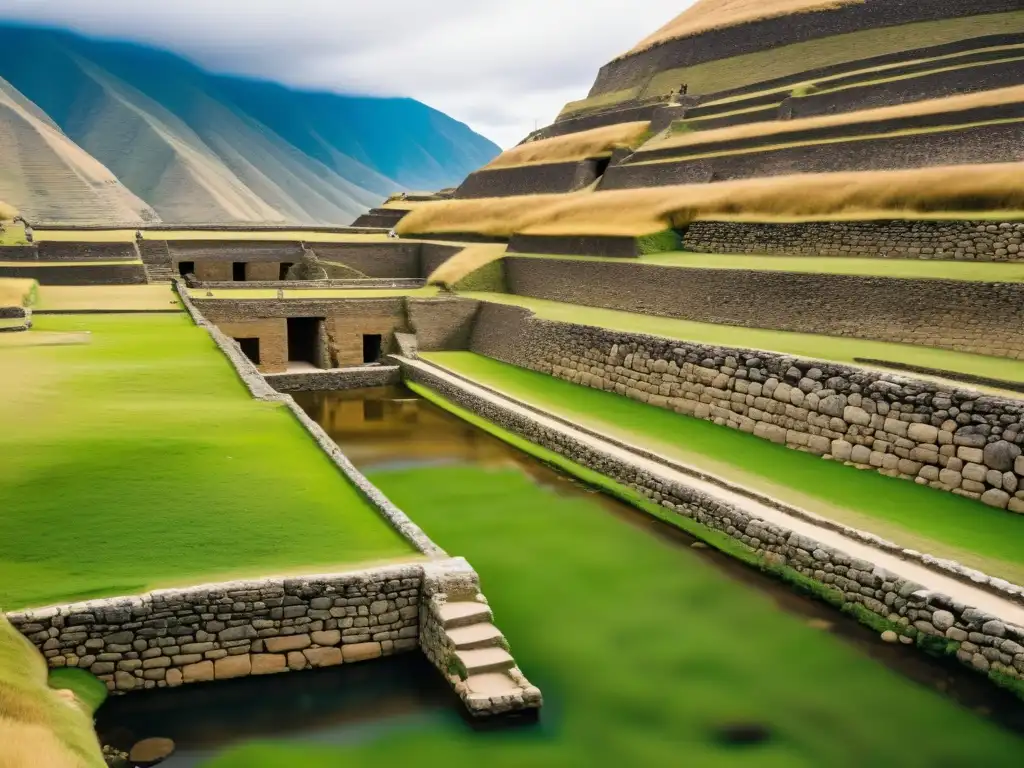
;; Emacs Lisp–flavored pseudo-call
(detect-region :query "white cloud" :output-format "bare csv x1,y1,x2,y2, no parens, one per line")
0,0,694,146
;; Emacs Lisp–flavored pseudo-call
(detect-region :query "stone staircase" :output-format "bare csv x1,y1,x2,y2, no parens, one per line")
419,559,541,717
138,240,174,283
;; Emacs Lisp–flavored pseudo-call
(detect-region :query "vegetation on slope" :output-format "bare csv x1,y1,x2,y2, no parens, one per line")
205,432,1024,767
0,313,411,610
560,11,1024,116
423,351,1024,581
484,122,651,170
0,616,105,768
396,163,1024,237
625,0,865,56
0,278,38,307
427,244,508,288
0,200,16,220
645,84,1024,152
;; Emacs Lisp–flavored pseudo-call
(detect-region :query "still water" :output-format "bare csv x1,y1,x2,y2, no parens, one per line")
97,385,1024,765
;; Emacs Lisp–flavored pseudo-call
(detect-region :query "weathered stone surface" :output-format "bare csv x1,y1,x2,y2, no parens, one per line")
311,630,342,647
251,654,287,675
182,661,214,683
341,642,383,662
214,655,252,680
985,441,1022,472
304,647,344,668
265,634,312,653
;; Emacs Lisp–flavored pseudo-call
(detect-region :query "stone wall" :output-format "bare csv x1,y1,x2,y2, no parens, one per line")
404,361,1024,688
407,298,480,351
682,219,1024,261
6,566,422,694
215,318,288,373
454,161,603,199
265,366,402,393
469,302,1024,511
503,257,1024,360
0,245,38,260
309,242,422,279
0,264,147,285
36,242,139,261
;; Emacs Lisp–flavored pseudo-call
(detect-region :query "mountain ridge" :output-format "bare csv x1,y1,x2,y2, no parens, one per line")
0,23,499,225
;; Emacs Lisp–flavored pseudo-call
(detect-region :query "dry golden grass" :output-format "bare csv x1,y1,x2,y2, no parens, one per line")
625,0,865,57
0,201,16,221
647,84,1024,151
34,285,176,312
396,162,1024,238
0,279,37,307
427,244,508,287
483,123,651,170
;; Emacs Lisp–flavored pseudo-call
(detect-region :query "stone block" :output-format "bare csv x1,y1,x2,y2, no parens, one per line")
287,651,307,671
215,655,252,680
831,440,853,461
958,447,985,463
166,668,183,687
341,642,382,662
251,654,287,675
304,647,344,668
981,489,1011,509
182,661,215,683
985,441,1021,472
311,630,341,647
963,463,988,483
844,406,870,427
907,423,939,444
265,634,312,653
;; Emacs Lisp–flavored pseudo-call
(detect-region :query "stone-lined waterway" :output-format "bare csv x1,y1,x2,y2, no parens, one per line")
100,385,1024,766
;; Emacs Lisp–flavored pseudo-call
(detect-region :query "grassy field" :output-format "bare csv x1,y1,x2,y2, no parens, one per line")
397,163,1024,238
458,292,1024,385
484,122,650,170
0,314,412,610
513,251,1024,282
646,85,1024,152
561,11,1024,116
188,286,439,300
0,278,37,307
205,448,1024,766
422,351,1024,581
34,285,181,312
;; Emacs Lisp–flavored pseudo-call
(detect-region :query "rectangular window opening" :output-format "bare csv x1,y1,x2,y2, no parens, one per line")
362,334,382,364
235,337,260,365
232,262,247,281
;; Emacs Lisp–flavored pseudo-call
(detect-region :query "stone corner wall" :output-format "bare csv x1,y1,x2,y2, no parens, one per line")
6,564,424,694
681,219,1024,261
406,297,481,352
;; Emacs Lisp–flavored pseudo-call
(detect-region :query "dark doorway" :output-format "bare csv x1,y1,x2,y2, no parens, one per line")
287,317,322,366
235,338,260,365
279,263,293,280
363,334,382,364
177,261,195,277
594,156,611,178
232,262,246,281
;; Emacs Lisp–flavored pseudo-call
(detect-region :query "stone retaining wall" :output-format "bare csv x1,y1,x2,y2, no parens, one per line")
503,257,1024,360
6,565,423,694
682,219,1024,261
0,264,147,285
407,298,480,352
194,279,425,290
454,161,603,199
404,361,1024,688
36,242,139,261
469,302,1024,512
265,366,402,392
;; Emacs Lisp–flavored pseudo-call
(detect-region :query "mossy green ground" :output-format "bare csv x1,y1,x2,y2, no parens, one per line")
205,453,1024,766
460,292,1024,386
0,314,411,610
514,251,1024,282
422,351,1024,583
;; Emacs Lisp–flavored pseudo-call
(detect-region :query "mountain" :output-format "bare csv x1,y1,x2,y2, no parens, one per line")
0,24,500,225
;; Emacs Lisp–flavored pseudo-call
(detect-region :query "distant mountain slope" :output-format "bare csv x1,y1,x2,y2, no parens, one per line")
0,75,157,225
0,24,500,224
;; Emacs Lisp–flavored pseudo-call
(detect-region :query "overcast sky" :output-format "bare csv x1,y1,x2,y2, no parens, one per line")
0,0,693,147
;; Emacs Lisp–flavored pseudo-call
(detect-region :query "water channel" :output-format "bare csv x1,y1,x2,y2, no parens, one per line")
98,385,1024,766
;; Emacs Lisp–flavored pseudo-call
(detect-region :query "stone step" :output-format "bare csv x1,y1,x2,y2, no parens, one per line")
438,601,492,629
445,622,503,650
464,671,520,698
456,646,515,675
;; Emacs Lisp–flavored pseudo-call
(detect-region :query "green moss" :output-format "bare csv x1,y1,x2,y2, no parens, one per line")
790,83,820,98
453,258,507,293
0,314,412,610
635,229,681,255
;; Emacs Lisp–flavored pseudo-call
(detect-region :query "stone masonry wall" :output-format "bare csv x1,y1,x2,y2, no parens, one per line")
407,298,480,351
6,565,422,694
469,303,1024,512
504,257,1024,361
404,361,1024,687
682,220,1024,261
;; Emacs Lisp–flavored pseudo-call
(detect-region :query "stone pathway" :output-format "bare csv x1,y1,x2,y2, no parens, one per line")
402,357,1024,628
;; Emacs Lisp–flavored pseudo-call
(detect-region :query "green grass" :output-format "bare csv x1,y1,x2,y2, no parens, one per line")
459,292,1024,385
47,669,107,714
0,314,412,610
513,251,1024,282
421,351,1024,582
204,413,1024,767
635,117,1024,163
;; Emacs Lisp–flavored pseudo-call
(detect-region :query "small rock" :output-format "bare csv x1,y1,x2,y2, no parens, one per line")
899,635,914,645
807,619,832,631
713,722,771,746
129,737,175,766
690,542,708,549
881,630,899,644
